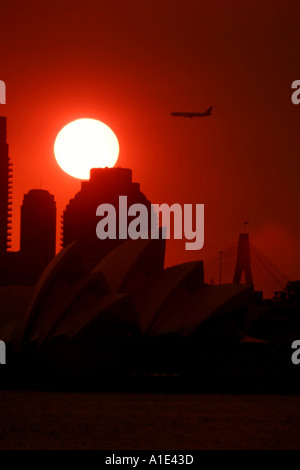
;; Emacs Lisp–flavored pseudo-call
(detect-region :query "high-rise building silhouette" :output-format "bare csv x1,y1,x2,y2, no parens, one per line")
0,117,13,254
62,167,153,270
21,189,56,283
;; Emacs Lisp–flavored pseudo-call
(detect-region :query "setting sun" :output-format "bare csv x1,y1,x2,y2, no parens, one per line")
54,118,119,179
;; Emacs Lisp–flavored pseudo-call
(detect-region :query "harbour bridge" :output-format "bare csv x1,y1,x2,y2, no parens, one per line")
204,231,290,299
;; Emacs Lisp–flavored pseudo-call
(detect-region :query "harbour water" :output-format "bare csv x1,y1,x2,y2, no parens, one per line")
0,390,299,449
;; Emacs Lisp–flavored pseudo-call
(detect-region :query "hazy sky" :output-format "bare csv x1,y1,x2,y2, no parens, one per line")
1,0,299,282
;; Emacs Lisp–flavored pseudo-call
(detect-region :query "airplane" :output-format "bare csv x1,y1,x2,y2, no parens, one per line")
171,106,213,118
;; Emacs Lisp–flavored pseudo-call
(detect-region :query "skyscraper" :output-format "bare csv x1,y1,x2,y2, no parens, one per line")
0,117,12,255
62,167,153,270
21,189,56,283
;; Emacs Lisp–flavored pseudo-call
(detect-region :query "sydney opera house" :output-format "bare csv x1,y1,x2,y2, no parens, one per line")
0,232,265,384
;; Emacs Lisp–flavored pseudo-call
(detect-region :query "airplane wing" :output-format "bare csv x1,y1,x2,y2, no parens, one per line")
171,107,213,118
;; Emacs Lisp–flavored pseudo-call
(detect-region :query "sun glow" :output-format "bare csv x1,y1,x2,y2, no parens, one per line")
54,118,119,179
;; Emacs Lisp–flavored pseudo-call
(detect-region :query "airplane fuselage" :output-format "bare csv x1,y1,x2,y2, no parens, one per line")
171,106,213,118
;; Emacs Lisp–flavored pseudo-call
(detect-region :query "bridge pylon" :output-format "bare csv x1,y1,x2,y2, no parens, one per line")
233,233,253,285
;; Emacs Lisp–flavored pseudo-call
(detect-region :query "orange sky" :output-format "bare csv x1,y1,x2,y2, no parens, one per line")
0,0,299,281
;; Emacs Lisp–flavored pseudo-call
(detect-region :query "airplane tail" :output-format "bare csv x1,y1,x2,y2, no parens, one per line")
206,106,213,115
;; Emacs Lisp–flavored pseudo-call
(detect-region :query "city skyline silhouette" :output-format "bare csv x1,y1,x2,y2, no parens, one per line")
1,1,299,284
0,115,291,297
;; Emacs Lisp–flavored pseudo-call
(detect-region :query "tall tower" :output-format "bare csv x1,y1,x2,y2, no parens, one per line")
20,189,56,283
0,117,12,254
62,167,152,270
233,233,253,285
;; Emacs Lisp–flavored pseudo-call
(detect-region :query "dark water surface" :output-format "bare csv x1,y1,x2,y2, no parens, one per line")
0,391,299,449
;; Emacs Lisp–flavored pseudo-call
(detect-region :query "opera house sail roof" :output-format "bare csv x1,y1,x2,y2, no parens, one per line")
0,233,255,380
